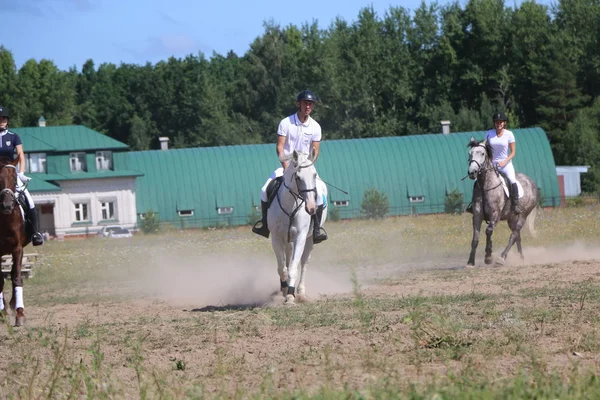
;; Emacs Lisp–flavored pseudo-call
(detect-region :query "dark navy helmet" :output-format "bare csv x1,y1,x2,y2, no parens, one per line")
492,111,507,121
296,90,318,103
0,106,9,118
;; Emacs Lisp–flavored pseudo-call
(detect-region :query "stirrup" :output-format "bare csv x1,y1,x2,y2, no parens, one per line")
32,232,44,246
465,203,473,214
313,227,328,244
251,221,270,238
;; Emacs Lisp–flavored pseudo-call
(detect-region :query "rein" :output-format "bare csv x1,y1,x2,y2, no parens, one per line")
276,160,318,242
0,164,18,209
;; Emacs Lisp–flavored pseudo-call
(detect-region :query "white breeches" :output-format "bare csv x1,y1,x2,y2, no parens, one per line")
16,177,35,209
261,167,324,206
495,161,517,184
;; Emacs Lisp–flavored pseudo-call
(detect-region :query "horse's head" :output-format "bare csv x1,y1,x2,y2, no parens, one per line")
0,158,19,214
281,149,318,215
467,137,492,180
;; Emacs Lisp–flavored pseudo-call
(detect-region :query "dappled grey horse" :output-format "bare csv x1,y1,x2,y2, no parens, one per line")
466,137,539,267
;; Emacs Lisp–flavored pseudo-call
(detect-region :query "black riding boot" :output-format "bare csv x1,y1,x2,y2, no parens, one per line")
510,183,522,214
27,208,44,246
312,205,328,244
251,201,270,238
466,182,478,214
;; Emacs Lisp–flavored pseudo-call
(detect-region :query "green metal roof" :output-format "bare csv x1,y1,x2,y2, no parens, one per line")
49,170,144,181
12,126,129,152
127,127,560,227
27,177,61,192
17,134,57,152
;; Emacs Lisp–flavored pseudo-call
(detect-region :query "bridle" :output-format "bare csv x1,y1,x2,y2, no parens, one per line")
0,164,18,213
277,159,318,241
467,143,502,192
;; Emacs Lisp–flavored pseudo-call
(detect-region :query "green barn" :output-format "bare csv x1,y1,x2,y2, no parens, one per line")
120,128,559,228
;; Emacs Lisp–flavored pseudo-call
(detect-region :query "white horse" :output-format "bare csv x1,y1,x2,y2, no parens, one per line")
268,149,327,305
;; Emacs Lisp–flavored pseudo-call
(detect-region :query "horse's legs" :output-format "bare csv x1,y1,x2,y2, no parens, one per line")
272,238,289,296
9,248,25,326
0,274,5,322
297,240,314,302
484,221,496,265
285,236,309,304
467,214,483,267
501,219,525,261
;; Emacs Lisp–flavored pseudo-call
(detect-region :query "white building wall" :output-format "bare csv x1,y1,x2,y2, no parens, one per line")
31,177,138,236
556,166,590,197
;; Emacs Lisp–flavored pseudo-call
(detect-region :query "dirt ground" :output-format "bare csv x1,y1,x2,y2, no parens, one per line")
4,243,600,397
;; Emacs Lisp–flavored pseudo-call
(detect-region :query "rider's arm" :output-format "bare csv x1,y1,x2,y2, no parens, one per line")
277,135,287,169
312,141,321,163
15,144,26,174
507,141,516,162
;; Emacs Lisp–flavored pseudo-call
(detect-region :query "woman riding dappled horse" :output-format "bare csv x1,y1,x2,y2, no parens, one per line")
252,90,327,244
467,111,522,215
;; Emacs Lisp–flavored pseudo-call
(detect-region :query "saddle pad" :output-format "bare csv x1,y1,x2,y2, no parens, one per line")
501,180,524,198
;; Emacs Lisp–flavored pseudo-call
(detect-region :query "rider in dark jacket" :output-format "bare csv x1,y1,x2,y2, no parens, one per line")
0,106,44,246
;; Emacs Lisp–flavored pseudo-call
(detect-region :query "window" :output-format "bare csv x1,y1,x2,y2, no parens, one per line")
70,152,87,172
100,201,115,220
96,151,113,170
217,207,233,215
409,196,425,203
74,203,89,222
178,209,194,217
332,200,349,207
26,153,47,173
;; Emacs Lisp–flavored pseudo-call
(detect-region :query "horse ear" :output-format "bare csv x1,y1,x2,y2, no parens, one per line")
468,136,476,147
309,146,316,162
293,150,299,162
11,158,19,167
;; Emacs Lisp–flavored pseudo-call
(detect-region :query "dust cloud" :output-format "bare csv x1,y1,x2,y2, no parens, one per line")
128,251,355,309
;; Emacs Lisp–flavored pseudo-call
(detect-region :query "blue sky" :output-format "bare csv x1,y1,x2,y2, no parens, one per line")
4,0,446,71
5,0,553,72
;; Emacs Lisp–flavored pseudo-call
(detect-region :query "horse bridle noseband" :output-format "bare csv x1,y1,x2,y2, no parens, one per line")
277,159,318,242
468,144,503,192
0,164,18,209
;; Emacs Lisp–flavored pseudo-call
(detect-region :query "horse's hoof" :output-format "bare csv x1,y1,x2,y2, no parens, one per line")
284,295,296,305
15,308,25,327
494,258,505,267
465,264,475,269
297,294,308,303
484,257,493,265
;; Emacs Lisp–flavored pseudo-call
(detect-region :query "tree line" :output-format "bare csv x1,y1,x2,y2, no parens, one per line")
1,0,600,191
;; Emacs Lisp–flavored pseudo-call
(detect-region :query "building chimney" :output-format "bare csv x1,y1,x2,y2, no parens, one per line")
38,116,46,127
441,120,451,135
159,136,169,150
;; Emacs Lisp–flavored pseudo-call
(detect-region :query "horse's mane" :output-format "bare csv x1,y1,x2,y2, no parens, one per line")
468,139,493,162
279,151,310,164
0,157,14,168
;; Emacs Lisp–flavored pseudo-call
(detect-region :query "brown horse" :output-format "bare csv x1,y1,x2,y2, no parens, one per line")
0,158,30,326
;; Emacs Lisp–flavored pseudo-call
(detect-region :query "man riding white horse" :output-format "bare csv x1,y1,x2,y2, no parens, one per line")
252,90,327,244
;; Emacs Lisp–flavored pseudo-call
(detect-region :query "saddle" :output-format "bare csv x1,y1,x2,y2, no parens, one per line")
16,192,34,240
266,176,284,208
497,170,523,198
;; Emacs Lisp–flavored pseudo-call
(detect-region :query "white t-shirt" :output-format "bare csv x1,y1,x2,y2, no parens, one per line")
485,129,515,164
277,113,322,156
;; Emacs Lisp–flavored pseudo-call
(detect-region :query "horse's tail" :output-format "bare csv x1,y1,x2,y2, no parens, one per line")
525,205,538,238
